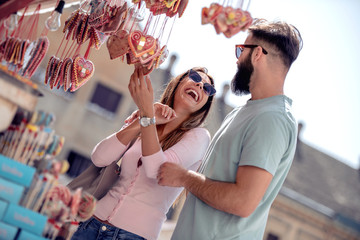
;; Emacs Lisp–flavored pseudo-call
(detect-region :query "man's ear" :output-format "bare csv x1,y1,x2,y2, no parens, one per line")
252,46,263,62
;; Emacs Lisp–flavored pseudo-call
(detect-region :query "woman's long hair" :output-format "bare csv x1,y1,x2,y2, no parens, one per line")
158,67,215,151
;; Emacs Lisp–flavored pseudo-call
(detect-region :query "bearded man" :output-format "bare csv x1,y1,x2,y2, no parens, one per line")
158,18,303,240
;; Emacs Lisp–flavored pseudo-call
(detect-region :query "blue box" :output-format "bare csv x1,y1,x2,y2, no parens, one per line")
0,154,36,187
3,203,47,236
0,221,18,240
0,178,24,204
18,230,48,240
0,200,8,220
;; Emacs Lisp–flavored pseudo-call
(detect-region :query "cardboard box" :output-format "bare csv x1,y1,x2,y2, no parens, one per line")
18,230,48,240
0,200,8,220
3,203,47,236
0,221,18,240
0,155,36,187
0,178,24,204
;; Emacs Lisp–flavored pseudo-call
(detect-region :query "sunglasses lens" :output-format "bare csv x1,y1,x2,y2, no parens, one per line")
188,70,202,82
236,47,241,58
204,83,216,96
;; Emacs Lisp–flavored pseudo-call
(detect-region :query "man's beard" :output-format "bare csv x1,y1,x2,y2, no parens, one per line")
231,52,254,96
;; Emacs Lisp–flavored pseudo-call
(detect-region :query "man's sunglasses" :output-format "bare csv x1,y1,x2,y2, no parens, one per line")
187,69,216,96
235,44,268,58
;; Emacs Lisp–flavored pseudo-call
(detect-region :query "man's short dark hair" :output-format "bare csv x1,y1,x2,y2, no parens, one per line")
248,18,303,68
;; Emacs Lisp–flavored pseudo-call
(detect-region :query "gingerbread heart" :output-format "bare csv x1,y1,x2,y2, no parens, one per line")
71,55,94,92
208,3,223,22
63,58,73,91
176,0,189,18
139,40,160,64
135,62,154,76
106,30,129,60
128,30,156,58
45,56,56,85
214,13,228,34
88,0,108,27
99,2,128,34
126,51,139,65
50,59,62,89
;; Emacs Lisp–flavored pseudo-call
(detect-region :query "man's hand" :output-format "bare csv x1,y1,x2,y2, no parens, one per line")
157,162,188,187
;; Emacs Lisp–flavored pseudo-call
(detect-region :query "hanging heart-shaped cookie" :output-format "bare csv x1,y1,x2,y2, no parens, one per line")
177,0,189,18
71,55,94,92
63,58,73,91
106,30,129,60
99,2,128,34
139,40,160,65
50,58,62,89
45,56,56,85
135,62,154,76
128,30,156,58
126,51,139,65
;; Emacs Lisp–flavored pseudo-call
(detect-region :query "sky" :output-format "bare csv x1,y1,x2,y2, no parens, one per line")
158,0,360,169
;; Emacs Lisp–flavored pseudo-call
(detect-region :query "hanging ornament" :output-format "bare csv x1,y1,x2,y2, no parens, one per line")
0,5,50,79
201,0,253,38
45,0,65,31
44,0,103,92
103,0,180,75
4,12,18,31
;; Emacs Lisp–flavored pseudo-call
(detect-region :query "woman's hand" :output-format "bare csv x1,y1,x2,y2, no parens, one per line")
154,103,177,125
128,66,154,117
124,103,177,125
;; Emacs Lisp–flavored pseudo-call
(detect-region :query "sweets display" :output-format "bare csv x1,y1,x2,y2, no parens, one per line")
201,1,253,38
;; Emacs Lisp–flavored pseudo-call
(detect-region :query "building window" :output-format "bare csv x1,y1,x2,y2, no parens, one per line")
88,83,123,119
266,233,280,240
66,150,92,178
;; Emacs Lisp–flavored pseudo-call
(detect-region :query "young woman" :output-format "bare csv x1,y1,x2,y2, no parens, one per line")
71,66,216,240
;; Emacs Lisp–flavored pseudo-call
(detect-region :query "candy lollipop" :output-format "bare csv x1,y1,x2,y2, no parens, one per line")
46,185,72,206
77,193,97,221
70,188,82,218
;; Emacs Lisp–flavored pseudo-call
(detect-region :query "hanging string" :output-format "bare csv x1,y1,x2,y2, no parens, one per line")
55,34,67,57
64,39,76,58
150,15,160,36
122,3,137,31
129,3,144,32
12,6,28,38
25,4,41,41
164,14,176,46
84,38,93,59
245,0,251,11
143,12,153,34
157,16,169,43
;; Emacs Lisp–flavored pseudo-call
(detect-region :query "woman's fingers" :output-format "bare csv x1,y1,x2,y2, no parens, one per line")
125,110,139,123
145,75,153,93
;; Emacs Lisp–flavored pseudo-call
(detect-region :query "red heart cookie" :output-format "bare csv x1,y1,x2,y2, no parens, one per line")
128,30,156,58
71,55,94,92
139,40,160,65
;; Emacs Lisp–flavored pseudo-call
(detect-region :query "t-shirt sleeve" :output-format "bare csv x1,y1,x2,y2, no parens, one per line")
238,112,290,175
142,128,211,179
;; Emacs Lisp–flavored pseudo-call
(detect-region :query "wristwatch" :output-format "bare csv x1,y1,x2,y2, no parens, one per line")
139,116,156,127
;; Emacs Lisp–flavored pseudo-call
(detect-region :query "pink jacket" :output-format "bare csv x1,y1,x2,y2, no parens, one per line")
92,127,210,240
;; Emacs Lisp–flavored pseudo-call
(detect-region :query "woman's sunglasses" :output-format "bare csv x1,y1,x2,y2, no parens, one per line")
187,69,216,96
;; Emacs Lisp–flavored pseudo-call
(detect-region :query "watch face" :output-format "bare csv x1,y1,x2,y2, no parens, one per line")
140,117,150,127
140,117,155,127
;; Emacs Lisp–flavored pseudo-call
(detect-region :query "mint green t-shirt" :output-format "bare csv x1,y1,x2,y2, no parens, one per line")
171,95,297,240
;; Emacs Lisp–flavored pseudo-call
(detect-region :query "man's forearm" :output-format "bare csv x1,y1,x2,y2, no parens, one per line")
183,170,249,217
